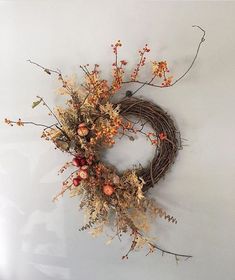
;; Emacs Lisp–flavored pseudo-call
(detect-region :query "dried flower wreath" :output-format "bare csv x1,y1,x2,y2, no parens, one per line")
5,26,205,260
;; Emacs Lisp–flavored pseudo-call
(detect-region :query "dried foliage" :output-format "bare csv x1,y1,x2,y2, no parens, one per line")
5,26,205,260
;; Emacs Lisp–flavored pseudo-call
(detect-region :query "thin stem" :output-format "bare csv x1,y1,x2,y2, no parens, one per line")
8,119,71,141
79,65,102,107
170,25,205,86
53,170,78,202
43,123,59,131
150,160,155,188
153,244,192,259
10,120,56,129
123,25,205,90
36,95,62,126
27,59,74,94
55,125,71,141
137,230,192,260
27,59,61,75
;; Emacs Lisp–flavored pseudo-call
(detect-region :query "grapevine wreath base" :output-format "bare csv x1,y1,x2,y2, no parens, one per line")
119,97,179,192
5,26,205,260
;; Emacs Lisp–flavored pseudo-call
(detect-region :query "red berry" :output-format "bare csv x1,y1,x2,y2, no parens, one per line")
81,165,88,170
73,177,81,186
76,154,83,159
72,158,80,167
80,158,87,166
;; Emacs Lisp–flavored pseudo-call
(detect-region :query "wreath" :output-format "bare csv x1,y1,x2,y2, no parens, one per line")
5,26,205,260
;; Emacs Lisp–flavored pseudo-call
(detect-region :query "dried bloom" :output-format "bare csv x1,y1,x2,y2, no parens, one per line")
162,76,173,87
103,184,115,196
152,61,169,78
4,118,13,126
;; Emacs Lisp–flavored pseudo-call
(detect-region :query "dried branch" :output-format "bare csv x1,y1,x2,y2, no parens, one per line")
122,229,192,260
27,59,74,95
152,243,192,260
27,59,61,75
36,95,62,126
123,25,205,94
5,119,57,129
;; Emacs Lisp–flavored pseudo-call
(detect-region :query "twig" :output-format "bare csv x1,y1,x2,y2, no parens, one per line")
152,243,193,260
27,59,74,95
36,95,62,126
7,119,70,141
171,25,205,86
52,170,79,202
8,120,57,129
27,59,61,75
150,160,155,188
123,25,205,90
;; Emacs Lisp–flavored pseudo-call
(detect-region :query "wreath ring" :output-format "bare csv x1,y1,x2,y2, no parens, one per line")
119,97,180,192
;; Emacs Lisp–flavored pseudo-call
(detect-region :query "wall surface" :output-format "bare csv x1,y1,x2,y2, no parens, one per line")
0,1,235,280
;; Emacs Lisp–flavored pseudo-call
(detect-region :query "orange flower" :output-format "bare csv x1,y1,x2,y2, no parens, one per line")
162,76,173,87
103,184,115,196
152,61,169,78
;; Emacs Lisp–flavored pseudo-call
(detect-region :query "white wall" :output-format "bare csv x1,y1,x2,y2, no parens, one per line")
0,1,235,280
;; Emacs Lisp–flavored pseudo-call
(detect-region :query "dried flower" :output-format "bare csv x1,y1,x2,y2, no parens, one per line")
78,169,88,180
103,184,115,196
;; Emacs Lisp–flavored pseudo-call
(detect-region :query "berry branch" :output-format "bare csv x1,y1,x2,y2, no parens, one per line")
123,25,206,95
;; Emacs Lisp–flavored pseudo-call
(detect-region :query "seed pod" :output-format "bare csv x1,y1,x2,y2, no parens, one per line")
77,123,89,137
72,158,80,167
73,177,81,186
